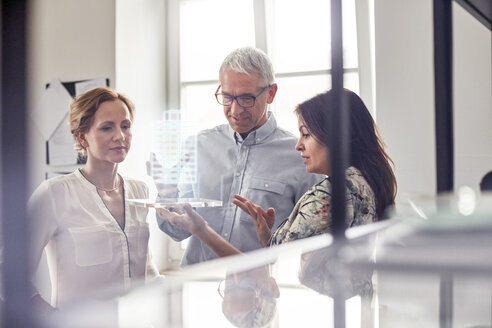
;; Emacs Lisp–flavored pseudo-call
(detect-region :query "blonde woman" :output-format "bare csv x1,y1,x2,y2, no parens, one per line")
27,87,160,315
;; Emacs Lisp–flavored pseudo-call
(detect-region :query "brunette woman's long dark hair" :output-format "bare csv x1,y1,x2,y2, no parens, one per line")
295,89,397,219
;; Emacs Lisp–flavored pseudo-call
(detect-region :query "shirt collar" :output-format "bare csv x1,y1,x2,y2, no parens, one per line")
228,111,277,146
75,168,97,191
75,168,126,191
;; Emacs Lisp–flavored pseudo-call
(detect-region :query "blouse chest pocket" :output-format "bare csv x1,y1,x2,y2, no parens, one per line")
69,225,113,267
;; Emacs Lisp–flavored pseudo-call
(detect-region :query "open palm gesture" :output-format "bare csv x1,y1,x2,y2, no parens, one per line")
156,203,207,235
232,195,276,247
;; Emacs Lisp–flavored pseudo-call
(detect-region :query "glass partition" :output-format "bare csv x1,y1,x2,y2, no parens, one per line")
38,192,492,327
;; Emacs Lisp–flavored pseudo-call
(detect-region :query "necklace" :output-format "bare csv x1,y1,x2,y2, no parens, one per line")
95,176,121,192
80,169,122,192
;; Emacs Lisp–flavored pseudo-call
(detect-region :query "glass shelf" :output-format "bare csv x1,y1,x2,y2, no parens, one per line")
127,198,223,208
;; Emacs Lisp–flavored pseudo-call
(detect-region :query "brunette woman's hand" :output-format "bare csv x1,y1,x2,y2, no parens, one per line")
232,195,275,247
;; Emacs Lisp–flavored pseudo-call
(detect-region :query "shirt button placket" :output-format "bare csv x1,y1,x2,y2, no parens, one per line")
222,145,248,241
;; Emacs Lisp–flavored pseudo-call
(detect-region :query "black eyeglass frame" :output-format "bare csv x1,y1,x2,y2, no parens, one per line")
215,85,271,108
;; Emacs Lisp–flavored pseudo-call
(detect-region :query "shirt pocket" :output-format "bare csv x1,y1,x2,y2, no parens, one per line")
69,225,113,267
243,177,287,222
248,177,286,195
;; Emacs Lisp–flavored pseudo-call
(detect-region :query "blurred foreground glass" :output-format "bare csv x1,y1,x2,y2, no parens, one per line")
35,189,492,328
394,187,492,228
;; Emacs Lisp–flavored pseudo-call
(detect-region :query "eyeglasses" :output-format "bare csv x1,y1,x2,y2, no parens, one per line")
215,85,270,108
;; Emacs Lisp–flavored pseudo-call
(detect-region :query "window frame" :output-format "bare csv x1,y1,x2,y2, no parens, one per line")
166,0,374,114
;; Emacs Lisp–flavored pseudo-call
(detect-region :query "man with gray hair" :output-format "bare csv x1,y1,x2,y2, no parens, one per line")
155,47,320,266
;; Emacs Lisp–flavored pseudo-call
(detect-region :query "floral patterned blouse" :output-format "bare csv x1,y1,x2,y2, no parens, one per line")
269,166,376,245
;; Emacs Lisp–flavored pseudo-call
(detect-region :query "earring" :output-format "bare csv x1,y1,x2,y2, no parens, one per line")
78,134,88,148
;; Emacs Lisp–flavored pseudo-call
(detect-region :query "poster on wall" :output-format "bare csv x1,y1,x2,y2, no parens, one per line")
37,78,110,169
33,78,73,141
46,113,78,166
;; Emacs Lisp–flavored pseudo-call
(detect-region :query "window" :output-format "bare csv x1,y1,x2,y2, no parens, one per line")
178,0,255,132
175,0,364,135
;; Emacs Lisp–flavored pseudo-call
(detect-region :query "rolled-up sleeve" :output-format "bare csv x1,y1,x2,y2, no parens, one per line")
156,215,191,242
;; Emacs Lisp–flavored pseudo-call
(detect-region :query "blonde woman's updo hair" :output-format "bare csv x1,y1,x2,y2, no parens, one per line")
69,87,135,155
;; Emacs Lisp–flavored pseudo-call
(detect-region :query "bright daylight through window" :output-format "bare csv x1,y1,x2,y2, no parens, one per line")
178,0,360,135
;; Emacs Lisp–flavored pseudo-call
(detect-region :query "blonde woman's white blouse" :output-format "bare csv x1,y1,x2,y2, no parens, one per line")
27,169,160,307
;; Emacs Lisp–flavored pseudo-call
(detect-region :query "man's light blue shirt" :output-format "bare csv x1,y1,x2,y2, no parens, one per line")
157,112,321,266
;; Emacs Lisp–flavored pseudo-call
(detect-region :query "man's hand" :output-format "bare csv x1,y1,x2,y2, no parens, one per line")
156,203,208,236
232,195,275,247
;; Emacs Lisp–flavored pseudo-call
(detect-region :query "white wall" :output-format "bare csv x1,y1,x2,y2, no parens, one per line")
115,0,167,181
374,0,437,198
27,0,116,192
452,3,492,192
115,0,176,270
27,0,117,301
374,0,491,199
